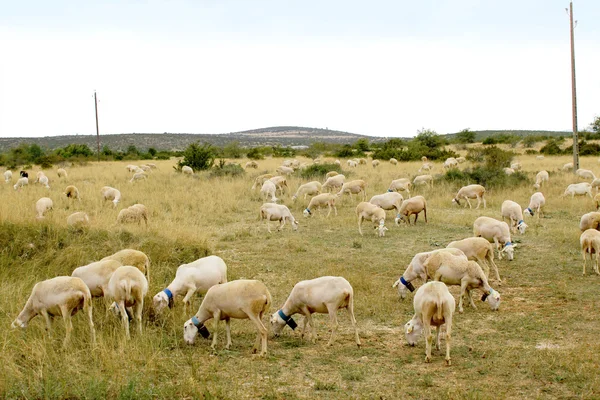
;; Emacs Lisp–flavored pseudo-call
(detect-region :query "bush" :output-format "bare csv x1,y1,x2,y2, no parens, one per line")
176,142,215,172
540,139,564,155
299,163,343,179
209,160,245,178
466,146,514,169
246,147,264,160
440,167,529,188
525,149,538,155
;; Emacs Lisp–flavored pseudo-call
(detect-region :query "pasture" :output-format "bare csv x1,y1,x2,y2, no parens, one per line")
1,154,600,399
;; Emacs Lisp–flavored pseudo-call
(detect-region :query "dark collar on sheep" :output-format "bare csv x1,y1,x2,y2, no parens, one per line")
518,220,524,226
525,207,534,216
387,189,393,192
304,208,312,215
482,287,495,301
400,277,415,292
504,242,512,248
191,316,210,338
277,309,298,330
163,288,174,308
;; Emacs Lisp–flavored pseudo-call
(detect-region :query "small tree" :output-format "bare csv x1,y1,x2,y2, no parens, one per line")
176,142,215,171
455,129,476,144
148,147,157,157
246,147,264,160
415,129,442,149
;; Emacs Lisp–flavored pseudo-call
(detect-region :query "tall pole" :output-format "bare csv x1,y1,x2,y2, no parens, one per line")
569,1,579,172
94,91,100,162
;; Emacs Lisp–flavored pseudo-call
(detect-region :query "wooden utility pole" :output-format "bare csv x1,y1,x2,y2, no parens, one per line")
94,91,100,162
568,1,579,171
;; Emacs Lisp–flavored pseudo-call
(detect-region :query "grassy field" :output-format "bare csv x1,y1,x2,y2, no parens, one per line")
1,152,600,399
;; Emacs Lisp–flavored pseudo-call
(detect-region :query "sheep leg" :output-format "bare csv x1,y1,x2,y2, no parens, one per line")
458,281,467,313
225,318,232,349
487,255,501,282
302,309,316,343
346,297,361,347
494,238,502,260
40,309,53,338
358,216,364,236
444,317,452,366
326,305,340,346
85,301,96,346
278,219,286,232
245,311,268,356
133,301,143,335
211,311,221,352
266,218,272,233
482,196,487,209
326,203,332,218
118,301,130,339
60,305,73,347
182,287,197,315
424,320,433,363
413,213,419,225
582,250,588,276
466,289,477,309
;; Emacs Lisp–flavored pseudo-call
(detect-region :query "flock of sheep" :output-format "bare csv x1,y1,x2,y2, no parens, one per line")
6,154,600,365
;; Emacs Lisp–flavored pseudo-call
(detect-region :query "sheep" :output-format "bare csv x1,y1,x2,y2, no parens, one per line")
245,161,258,169
325,171,338,178
4,170,12,182
591,178,600,193
140,165,151,172
392,248,466,299
71,259,123,298
396,195,427,225
64,185,81,201
56,168,67,179
270,276,360,347
334,159,341,166
67,212,90,230
595,193,600,210
533,170,549,189
510,162,522,171
35,171,46,183
388,178,411,196
259,203,298,233
356,202,388,237
580,229,600,275
13,177,28,190
276,166,294,175
336,180,367,202
182,165,194,175
183,280,271,356
282,159,294,168
456,156,466,164
421,156,428,162
443,157,458,169
38,175,50,189
117,204,149,226
146,163,157,169
536,155,545,160
563,182,593,198
101,249,150,284
347,160,358,168
126,165,139,172
524,192,546,218
563,162,574,171
576,168,596,181
106,266,148,339
11,276,96,347
372,160,380,168
503,167,515,175
129,172,147,183
501,200,528,234
452,184,486,209
579,212,600,232
389,158,398,165
101,186,121,207
322,174,345,192
446,237,501,282
423,251,501,313
268,176,288,195
413,174,433,188
303,193,337,218
358,158,367,165
35,197,53,220
418,163,433,173
369,192,403,215
153,255,227,314
292,181,322,201
251,173,274,190
473,216,517,261
404,281,455,365
260,180,279,202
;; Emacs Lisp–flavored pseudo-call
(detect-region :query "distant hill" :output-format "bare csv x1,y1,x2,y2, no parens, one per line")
444,130,572,141
0,126,384,152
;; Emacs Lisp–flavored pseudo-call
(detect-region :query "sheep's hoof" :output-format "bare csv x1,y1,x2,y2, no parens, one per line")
458,308,464,314
446,359,452,366
425,356,431,363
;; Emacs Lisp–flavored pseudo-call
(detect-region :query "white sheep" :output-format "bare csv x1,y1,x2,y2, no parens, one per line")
336,179,367,202
146,163,157,169
443,158,458,169
446,237,501,282
563,182,593,198
107,266,148,339
524,192,546,218
153,255,227,313
182,165,194,175
259,203,298,233
126,165,139,172
536,155,544,160
292,181,322,201
71,259,123,298
260,180,279,202
389,158,398,165
303,193,337,217
356,202,388,237
501,200,528,234
576,168,596,181
358,158,367,165
270,276,360,347
563,162,574,171
369,192,403,215
56,168,67,178
4,170,12,182
503,167,515,175
117,204,149,226
396,195,427,225
372,160,380,168
64,185,81,201
452,184,486,209
140,165,151,172
129,172,147,183
533,170,549,189
579,212,600,232
595,193,600,210
269,176,288,195
102,249,150,284
13,177,28,190
183,280,271,356
404,281,455,365
413,174,433,188
418,163,433,173
67,212,90,230
580,229,600,275
456,156,466,164
101,186,121,207
11,276,96,347
251,173,274,190
421,156,428,163
325,171,339,178
322,174,345,192
591,178,600,193
334,159,341,166
245,161,258,169
473,216,517,261
38,175,50,189
510,162,522,171
35,197,53,220
276,166,294,175
388,178,411,196
347,160,358,168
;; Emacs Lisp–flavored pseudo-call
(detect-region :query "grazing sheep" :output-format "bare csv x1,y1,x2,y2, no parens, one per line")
14,177,28,190
355,202,388,237
591,178,600,193
303,193,337,218
101,186,121,207
579,212,600,232
259,203,298,233
35,197,53,220
182,165,194,175
64,185,81,201
4,170,12,182
372,160,380,168
389,158,398,165
336,180,367,202
276,166,294,175
396,195,427,225
183,280,271,356
56,168,67,178
153,255,227,314
576,169,596,181
503,167,515,175
563,182,593,198
129,172,147,183
447,237,501,282
292,181,322,201
260,180,279,202
334,159,341,166
146,163,157,169
369,192,404,214
404,281,455,365
325,171,339,178
67,212,90,230
456,156,466,164
107,266,148,339
595,193,600,210
71,259,123,298
418,163,433,173
580,229,600,275
473,216,517,261
423,251,501,313
536,155,545,160
270,276,360,347
501,200,528,234
251,173,274,190
101,249,150,284
413,174,433,188
35,171,45,183
421,156,428,163
322,174,345,192
533,170,549,189
117,204,149,226
358,158,367,165
140,165,151,172
388,178,412,196
452,184,486,209
11,276,96,347
38,175,50,189
245,161,258,169
563,162,574,171
126,165,139,173
269,176,288,195
524,192,546,218
510,162,521,171
347,160,358,168
443,157,458,169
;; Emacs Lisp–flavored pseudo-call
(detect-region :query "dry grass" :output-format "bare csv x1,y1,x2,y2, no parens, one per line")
1,154,600,399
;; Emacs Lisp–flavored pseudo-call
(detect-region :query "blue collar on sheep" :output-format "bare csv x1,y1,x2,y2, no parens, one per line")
400,276,415,292
518,220,524,226
277,309,298,330
504,242,512,248
525,207,534,216
305,208,312,215
482,287,495,301
387,189,393,192
163,288,174,308
191,316,210,338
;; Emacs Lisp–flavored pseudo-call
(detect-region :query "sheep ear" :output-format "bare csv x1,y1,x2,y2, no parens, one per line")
512,243,518,248
407,325,413,333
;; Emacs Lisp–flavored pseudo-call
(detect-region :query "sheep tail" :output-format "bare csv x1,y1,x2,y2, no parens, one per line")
435,296,443,322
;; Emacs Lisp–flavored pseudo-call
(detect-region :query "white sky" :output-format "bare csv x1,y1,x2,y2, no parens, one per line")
0,1,598,138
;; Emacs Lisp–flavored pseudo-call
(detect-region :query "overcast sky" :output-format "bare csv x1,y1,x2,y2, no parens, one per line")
0,0,598,138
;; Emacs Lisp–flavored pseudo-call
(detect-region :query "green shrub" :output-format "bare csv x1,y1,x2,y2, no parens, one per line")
525,149,538,155
209,160,245,178
540,139,565,155
246,147,264,160
466,146,514,169
176,142,215,172
299,163,343,179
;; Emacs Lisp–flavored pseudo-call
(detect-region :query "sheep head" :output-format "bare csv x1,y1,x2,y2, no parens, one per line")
404,318,422,346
